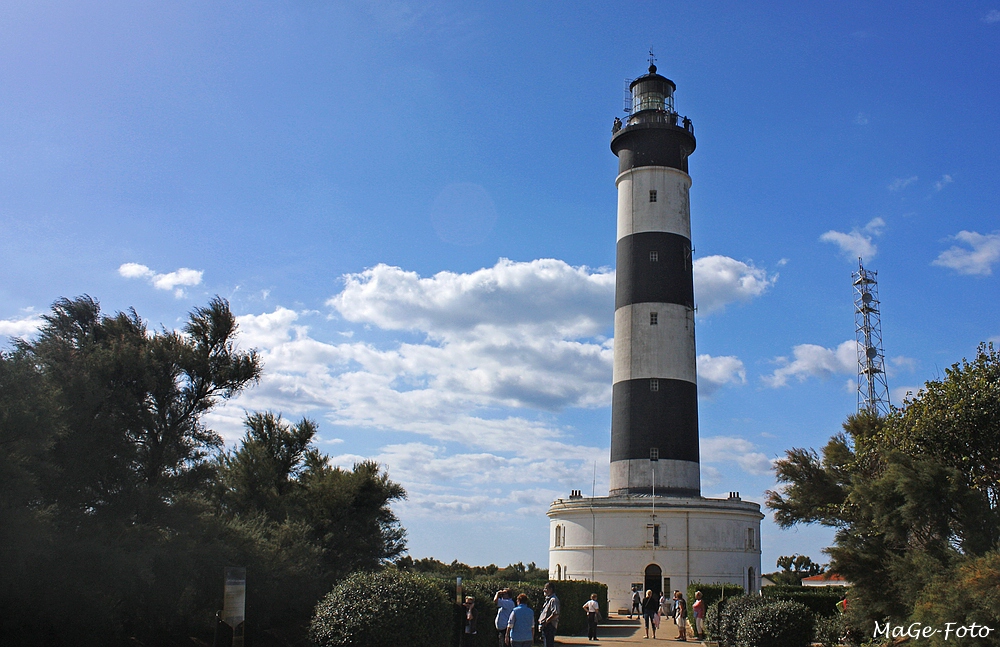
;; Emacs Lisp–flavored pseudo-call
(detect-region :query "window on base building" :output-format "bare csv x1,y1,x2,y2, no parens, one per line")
649,190,657,202
646,523,661,546
650,312,658,325
650,378,659,392
747,527,755,550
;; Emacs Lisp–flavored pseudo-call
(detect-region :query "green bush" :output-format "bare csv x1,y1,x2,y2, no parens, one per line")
761,584,848,617
716,595,764,646
812,612,847,647
705,600,724,641
735,599,814,647
310,570,451,647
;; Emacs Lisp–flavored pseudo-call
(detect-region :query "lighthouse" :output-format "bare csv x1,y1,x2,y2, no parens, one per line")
610,63,700,498
547,62,762,609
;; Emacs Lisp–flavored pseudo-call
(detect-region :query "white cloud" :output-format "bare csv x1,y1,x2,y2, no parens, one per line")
328,259,614,339
854,112,869,125
819,218,885,260
213,257,775,527
702,436,773,475
888,355,918,374
0,314,44,339
236,307,305,348
763,340,857,387
932,231,1000,275
984,9,1000,23
888,176,917,191
226,258,775,442
118,262,204,298
697,354,746,396
118,262,156,279
324,441,604,521
934,174,954,191
692,256,776,315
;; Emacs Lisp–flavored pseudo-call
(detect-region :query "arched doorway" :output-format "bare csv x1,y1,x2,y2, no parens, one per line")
644,564,662,597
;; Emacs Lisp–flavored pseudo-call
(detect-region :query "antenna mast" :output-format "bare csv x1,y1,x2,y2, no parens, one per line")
853,258,891,416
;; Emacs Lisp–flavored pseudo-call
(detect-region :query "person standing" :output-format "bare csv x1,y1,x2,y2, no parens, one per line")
506,594,535,647
641,589,658,639
630,587,642,619
673,591,687,641
692,591,706,640
494,588,515,647
461,595,477,646
582,593,601,641
538,582,560,647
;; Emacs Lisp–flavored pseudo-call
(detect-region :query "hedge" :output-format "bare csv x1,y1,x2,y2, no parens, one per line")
546,580,608,636
760,584,848,617
309,570,451,647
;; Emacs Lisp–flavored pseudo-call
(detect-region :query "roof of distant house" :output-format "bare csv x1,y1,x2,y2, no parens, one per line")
801,573,849,587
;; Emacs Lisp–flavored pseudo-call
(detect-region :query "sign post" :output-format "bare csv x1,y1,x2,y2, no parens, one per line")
222,567,246,647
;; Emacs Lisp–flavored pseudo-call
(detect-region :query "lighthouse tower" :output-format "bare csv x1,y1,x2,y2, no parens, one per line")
547,62,762,610
610,63,700,498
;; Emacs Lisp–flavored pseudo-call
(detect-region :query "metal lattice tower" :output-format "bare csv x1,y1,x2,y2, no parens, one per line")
853,258,891,416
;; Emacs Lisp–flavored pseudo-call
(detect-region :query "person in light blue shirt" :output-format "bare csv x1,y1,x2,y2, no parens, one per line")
506,594,535,647
494,588,515,647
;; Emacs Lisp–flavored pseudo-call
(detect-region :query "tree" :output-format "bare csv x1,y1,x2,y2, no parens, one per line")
766,343,1000,632
26,295,261,521
768,555,826,585
1,295,261,646
217,412,407,578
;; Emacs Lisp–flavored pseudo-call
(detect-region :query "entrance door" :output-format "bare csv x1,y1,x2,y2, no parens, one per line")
644,564,662,597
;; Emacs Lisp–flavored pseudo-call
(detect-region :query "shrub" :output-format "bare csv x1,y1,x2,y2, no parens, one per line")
705,600,723,641
310,570,451,647
716,595,764,646
735,599,814,647
812,612,847,647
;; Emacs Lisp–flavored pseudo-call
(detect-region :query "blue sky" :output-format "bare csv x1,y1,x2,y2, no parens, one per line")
2,1,999,573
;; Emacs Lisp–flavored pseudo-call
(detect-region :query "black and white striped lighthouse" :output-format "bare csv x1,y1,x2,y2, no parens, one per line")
609,63,700,497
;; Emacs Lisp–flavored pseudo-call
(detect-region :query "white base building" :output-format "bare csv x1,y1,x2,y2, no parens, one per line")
548,492,762,611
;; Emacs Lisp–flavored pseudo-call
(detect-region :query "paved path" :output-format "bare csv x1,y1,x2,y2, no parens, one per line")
555,614,713,645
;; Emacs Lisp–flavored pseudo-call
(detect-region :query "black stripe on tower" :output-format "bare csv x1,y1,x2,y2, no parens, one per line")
611,124,696,174
610,379,699,464
615,232,693,309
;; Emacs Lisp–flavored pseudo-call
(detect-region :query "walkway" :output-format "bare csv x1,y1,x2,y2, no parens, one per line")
556,613,713,645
